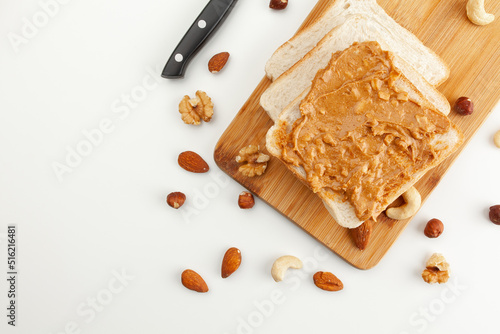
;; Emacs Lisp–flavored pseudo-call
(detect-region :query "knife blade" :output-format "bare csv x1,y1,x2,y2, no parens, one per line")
162,0,239,79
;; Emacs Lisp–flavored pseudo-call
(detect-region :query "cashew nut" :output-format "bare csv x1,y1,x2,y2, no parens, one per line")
386,186,422,220
467,0,495,26
271,255,303,282
494,130,500,148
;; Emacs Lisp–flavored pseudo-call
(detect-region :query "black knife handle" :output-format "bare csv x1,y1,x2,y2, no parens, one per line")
162,0,238,79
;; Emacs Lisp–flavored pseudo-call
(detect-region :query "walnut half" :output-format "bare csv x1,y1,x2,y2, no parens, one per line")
178,91,213,125
422,253,450,284
236,145,270,177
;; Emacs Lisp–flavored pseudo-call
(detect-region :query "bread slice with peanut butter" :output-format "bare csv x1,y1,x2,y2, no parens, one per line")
261,14,451,122
266,42,463,229
265,0,449,86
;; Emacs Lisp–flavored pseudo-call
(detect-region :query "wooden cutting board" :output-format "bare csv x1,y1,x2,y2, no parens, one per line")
214,0,500,269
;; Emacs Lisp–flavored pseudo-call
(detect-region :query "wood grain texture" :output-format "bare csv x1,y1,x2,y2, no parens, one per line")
214,0,500,269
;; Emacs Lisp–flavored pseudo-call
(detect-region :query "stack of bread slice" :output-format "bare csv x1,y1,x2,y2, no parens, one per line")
262,0,463,228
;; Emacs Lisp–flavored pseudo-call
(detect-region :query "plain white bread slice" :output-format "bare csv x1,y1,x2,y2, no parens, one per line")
265,0,449,86
261,15,451,121
266,49,462,229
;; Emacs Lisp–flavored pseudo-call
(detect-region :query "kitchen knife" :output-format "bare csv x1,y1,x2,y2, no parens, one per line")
162,0,239,79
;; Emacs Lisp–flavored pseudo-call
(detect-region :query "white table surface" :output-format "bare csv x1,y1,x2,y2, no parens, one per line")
1,1,499,333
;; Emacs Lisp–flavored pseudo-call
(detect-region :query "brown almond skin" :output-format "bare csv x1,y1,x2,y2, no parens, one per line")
489,205,500,225
424,218,444,238
221,247,242,278
181,269,209,293
208,52,230,73
178,151,209,173
269,0,288,10
313,271,343,291
350,220,372,250
167,192,186,209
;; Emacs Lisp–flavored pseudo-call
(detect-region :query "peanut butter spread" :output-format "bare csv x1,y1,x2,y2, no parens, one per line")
278,42,453,221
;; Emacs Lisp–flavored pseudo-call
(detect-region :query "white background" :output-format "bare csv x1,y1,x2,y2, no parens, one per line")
1,0,499,333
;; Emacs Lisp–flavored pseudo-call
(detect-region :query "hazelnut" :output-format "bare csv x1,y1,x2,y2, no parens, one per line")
424,218,444,238
167,192,186,209
269,0,288,10
489,205,500,225
238,191,255,209
454,97,474,115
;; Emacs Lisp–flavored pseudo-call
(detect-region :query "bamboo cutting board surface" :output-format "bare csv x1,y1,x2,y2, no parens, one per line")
214,0,500,269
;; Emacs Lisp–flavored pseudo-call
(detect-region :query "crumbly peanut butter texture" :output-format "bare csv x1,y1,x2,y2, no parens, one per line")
277,42,453,221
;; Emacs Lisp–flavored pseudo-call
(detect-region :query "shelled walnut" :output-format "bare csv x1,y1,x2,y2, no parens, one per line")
236,145,270,177
178,91,213,125
422,253,450,284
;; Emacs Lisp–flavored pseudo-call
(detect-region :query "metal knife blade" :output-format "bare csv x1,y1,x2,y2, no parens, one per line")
162,0,239,79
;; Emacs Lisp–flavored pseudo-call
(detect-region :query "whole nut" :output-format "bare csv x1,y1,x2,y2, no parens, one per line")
424,218,444,238
236,145,270,177
489,205,500,225
467,0,495,26
350,220,372,250
181,269,209,293
178,151,209,173
422,253,450,284
271,255,302,282
179,91,213,125
208,52,230,73
313,271,343,291
269,0,288,10
494,130,500,148
167,192,186,209
238,191,255,209
386,187,421,220
454,97,474,115
221,247,242,278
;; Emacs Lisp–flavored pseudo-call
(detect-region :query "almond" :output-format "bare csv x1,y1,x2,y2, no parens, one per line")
350,219,373,250
178,151,209,173
181,269,209,293
313,271,343,291
221,247,242,278
208,52,230,73
269,0,288,10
